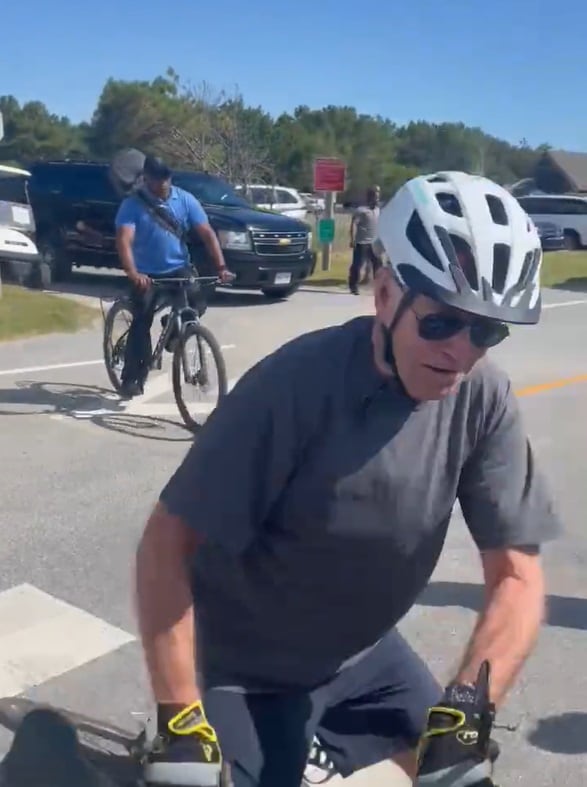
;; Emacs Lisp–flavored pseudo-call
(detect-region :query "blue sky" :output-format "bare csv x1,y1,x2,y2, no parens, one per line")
2,0,585,150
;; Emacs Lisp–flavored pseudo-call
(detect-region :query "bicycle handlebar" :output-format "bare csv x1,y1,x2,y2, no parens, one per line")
150,275,221,286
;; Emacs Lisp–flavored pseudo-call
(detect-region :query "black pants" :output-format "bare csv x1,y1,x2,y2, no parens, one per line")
121,266,206,387
203,629,441,787
349,244,382,290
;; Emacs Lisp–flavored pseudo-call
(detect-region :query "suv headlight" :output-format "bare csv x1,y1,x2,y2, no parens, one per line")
218,230,252,251
307,231,313,249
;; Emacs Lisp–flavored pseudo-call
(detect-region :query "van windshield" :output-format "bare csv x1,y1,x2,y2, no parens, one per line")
172,172,250,208
0,174,29,205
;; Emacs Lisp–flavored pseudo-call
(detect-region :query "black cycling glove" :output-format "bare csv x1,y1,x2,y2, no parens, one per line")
416,661,499,787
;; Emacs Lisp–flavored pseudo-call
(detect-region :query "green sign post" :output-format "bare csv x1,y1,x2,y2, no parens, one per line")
318,218,335,245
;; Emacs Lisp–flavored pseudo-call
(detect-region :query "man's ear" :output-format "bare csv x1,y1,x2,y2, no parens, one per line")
374,266,402,319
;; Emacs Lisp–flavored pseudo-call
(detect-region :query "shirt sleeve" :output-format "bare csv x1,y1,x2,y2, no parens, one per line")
457,377,562,551
184,192,208,227
115,197,138,228
159,350,313,555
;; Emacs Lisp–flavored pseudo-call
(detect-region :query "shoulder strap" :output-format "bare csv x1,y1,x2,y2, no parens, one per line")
134,188,185,241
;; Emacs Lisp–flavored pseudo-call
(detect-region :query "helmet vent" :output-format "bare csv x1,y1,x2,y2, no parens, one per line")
451,234,479,291
406,210,444,272
517,249,540,291
492,244,511,293
486,194,509,226
427,175,449,183
436,192,463,217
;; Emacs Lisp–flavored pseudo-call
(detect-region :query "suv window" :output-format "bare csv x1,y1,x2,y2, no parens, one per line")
68,168,118,203
519,196,587,216
250,186,273,204
172,172,248,208
275,188,298,204
558,198,587,215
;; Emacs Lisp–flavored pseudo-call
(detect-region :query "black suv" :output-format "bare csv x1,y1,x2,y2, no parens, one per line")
26,160,316,299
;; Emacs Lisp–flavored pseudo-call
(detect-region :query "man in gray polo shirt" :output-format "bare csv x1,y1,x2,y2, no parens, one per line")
135,172,560,787
349,185,382,294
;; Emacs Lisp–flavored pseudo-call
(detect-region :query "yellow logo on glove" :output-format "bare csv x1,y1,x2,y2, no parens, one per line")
167,701,219,745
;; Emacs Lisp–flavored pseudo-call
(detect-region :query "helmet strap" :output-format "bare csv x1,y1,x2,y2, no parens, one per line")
382,289,417,397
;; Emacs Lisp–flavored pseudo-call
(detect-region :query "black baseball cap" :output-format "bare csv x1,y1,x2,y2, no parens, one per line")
143,155,172,180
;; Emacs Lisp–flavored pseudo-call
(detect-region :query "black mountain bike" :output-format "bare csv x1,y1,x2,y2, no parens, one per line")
102,274,227,432
0,696,504,787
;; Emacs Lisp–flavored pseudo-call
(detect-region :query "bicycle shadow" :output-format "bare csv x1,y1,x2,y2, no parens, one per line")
0,380,192,443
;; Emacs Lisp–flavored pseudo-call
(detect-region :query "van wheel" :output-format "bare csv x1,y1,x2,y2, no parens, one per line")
563,230,581,251
261,284,300,300
28,262,52,290
38,239,73,282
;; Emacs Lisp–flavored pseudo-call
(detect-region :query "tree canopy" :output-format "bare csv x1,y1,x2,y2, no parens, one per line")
0,68,550,200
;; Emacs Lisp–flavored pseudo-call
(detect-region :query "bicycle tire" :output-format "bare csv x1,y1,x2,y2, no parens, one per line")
172,322,228,432
103,298,133,394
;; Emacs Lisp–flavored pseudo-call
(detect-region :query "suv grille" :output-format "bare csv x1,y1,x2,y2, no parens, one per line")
252,230,307,256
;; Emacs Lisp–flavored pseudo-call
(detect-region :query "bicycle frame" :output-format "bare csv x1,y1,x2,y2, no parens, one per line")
150,275,218,375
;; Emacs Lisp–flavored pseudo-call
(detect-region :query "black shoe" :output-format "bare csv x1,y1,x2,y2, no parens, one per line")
304,736,337,784
119,381,142,399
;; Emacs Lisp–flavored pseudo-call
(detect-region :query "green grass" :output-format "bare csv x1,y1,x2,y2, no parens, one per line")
0,285,99,342
309,248,587,292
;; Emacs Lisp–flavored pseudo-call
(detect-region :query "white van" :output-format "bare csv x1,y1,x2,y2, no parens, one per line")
238,184,308,221
0,164,42,284
517,194,587,250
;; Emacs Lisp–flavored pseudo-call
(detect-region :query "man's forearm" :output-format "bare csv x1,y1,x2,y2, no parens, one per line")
135,503,201,704
454,573,545,705
203,233,227,273
117,239,138,279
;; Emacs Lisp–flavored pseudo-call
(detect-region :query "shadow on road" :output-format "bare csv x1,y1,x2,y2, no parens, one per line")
419,580,587,631
0,380,192,443
552,277,587,293
527,713,587,755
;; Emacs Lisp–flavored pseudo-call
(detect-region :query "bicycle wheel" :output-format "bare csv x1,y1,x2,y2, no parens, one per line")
103,298,133,394
172,322,227,432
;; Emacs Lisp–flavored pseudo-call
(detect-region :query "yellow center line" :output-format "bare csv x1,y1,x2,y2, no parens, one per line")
516,374,587,398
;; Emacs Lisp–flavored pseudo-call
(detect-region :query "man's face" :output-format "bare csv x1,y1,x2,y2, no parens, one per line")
145,173,171,200
367,187,380,207
374,273,490,401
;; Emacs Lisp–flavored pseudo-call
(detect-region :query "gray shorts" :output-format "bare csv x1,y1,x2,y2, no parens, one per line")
203,629,441,787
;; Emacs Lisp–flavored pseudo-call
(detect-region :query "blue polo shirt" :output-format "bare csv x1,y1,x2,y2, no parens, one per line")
115,186,208,275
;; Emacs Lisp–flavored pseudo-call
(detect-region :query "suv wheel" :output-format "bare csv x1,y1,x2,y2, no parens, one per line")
563,230,581,251
38,238,73,283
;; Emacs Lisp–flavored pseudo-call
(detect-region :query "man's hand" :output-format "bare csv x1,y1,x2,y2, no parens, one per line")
218,267,236,285
130,271,151,292
416,662,498,786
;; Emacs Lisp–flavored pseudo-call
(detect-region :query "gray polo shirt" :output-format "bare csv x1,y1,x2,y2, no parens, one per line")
352,206,379,244
160,316,561,691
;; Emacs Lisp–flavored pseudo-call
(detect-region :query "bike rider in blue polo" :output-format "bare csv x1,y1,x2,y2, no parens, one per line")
115,155,233,399
134,171,560,786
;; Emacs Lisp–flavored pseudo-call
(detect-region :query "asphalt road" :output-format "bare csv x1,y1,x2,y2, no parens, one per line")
0,273,586,786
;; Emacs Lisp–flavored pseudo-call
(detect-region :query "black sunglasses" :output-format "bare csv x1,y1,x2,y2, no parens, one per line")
410,308,510,349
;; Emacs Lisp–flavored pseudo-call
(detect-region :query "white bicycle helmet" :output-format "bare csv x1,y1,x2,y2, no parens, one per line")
376,171,543,324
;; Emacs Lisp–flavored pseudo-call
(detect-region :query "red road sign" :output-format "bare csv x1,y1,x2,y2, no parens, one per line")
313,157,346,192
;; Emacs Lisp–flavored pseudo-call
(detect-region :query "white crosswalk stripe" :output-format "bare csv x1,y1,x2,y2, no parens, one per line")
0,584,134,697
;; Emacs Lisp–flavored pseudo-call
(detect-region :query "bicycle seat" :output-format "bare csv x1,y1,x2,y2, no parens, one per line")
1,707,117,787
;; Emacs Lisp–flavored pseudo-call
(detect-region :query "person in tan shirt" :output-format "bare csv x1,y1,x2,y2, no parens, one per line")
349,185,381,293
